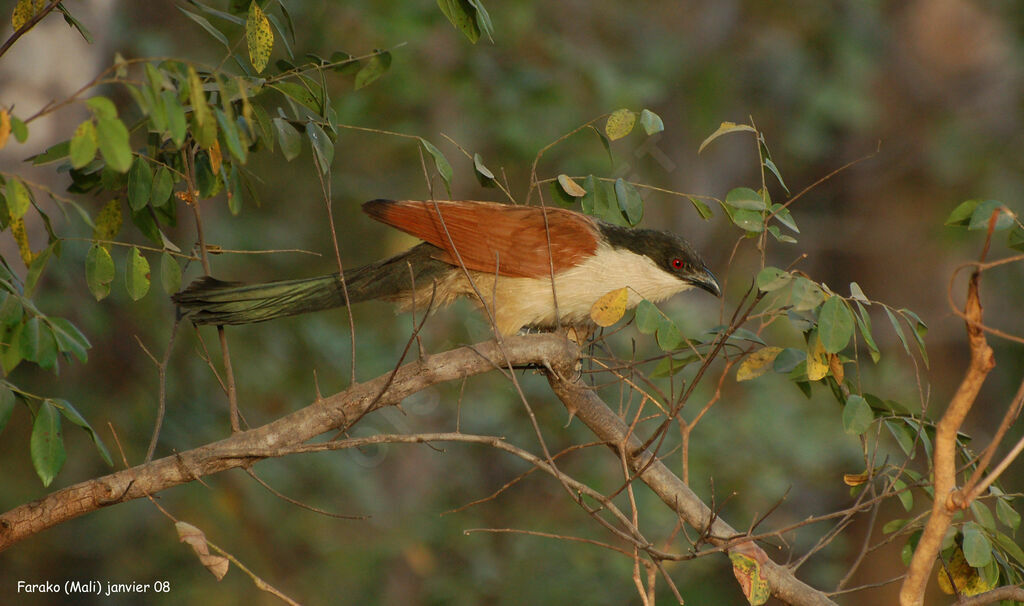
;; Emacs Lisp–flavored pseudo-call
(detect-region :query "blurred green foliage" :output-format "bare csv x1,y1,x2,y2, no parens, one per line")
1,1,1024,605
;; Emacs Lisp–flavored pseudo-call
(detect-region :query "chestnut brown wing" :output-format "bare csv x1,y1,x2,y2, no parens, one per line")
362,200,599,278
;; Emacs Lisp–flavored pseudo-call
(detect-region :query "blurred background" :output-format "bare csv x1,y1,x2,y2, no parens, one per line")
1,0,1023,604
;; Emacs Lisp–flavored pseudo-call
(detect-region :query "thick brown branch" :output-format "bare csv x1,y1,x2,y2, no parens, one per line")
900,272,995,606
0,334,577,552
544,364,837,606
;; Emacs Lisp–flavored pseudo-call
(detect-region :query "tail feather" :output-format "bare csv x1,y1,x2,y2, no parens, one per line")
173,275,346,325
172,243,456,326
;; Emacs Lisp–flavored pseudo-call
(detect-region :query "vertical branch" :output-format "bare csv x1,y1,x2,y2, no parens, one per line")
184,146,240,432
898,271,995,606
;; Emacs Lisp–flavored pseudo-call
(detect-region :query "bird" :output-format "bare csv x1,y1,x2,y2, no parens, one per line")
172,199,721,336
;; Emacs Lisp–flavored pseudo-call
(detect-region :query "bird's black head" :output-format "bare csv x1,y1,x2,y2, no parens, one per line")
598,223,721,297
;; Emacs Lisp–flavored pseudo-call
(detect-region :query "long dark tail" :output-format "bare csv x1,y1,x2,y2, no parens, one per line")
173,243,452,325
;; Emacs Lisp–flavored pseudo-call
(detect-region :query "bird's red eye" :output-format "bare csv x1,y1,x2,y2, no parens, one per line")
671,258,684,269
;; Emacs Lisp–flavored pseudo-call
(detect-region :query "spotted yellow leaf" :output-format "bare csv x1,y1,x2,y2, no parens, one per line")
10,217,33,267
843,471,869,487
246,1,273,74
0,109,10,150
806,335,829,381
736,346,782,382
590,287,629,327
209,139,222,175
729,551,771,606
92,199,123,249
937,545,995,596
12,0,45,30
605,109,636,141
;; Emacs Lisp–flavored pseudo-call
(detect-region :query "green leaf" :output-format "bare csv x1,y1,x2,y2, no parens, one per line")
884,307,911,356
971,500,997,531
725,187,766,211
245,0,273,73
420,138,453,189
770,203,799,233
763,158,788,195
159,251,183,295
614,178,643,226
945,199,980,226
791,277,825,311
6,177,30,220
656,318,684,351
842,394,873,435
605,109,636,141
85,244,114,301
85,96,118,120
756,267,791,292
272,118,301,161
49,398,112,466
0,385,14,435
94,116,133,173
962,522,993,568
10,114,27,142
992,531,1024,569
162,90,187,147
271,81,323,114
687,196,713,220
228,164,243,215
29,140,70,165
25,243,55,298
20,317,58,370
31,400,65,487
772,348,805,373
306,122,333,175
150,166,174,208
467,0,493,42
968,200,1012,231
892,477,913,511
698,121,756,154
882,518,908,534
216,108,248,163
634,300,660,335
473,152,495,185
48,317,90,362
69,120,98,169
726,206,763,233
1008,224,1024,252
996,498,1021,531
639,109,664,135
437,0,481,43
127,157,153,211
179,7,230,49
126,247,151,301
818,296,854,353
354,51,392,90
885,419,915,456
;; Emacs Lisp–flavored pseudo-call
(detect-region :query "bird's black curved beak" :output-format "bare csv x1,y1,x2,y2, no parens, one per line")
689,267,722,297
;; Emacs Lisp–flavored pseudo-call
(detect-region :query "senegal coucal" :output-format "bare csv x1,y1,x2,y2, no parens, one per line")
172,199,720,335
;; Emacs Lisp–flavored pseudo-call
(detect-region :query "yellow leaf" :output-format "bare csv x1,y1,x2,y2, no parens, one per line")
937,546,995,596
590,287,629,327
10,217,33,267
557,174,586,197
843,471,869,487
605,109,636,141
698,121,757,154
829,353,844,384
806,336,828,381
729,551,771,606
246,1,273,74
209,139,222,175
736,346,782,382
11,0,45,30
92,199,123,248
187,65,211,129
0,109,10,150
